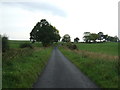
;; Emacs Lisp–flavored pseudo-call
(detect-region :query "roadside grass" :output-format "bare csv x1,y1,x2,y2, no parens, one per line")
59,46,118,88
2,40,52,88
76,42,118,56
74,50,118,61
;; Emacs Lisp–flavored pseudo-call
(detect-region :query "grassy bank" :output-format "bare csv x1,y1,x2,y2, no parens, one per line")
2,40,52,88
59,43,118,88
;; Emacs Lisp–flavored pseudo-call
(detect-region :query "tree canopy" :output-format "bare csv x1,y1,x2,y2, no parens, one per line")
98,32,104,42
83,32,119,43
83,32,91,43
74,37,79,43
30,19,61,46
62,34,71,42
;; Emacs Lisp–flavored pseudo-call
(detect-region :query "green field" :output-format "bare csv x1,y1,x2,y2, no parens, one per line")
2,40,52,88
8,40,43,48
59,42,119,88
76,42,118,56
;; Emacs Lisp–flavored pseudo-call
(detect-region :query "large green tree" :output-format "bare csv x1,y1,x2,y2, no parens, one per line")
30,19,61,46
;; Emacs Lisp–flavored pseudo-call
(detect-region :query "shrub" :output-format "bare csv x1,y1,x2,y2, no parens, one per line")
69,44,78,50
2,36,9,52
20,43,33,49
67,43,78,50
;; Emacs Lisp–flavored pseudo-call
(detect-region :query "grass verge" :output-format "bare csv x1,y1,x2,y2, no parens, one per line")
59,47,118,88
2,47,52,88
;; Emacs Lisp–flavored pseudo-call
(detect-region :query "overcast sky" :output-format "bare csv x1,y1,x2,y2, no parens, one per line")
0,0,119,41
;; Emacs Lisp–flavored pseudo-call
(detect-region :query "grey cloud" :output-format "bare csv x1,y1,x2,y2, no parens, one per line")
1,2,67,17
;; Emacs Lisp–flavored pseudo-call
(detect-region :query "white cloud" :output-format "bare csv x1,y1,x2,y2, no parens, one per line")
0,0,119,41
1,2,67,17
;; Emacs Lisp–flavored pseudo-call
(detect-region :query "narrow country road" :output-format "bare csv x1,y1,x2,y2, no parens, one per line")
33,47,99,88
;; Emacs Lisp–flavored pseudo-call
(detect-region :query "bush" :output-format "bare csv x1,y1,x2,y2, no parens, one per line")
20,43,33,49
65,43,78,50
68,44,78,50
2,36,9,52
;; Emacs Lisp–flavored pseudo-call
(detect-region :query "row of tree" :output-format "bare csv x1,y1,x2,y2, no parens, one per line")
30,19,119,46
61,32,119,43
61,34,80,43
83,32,119,43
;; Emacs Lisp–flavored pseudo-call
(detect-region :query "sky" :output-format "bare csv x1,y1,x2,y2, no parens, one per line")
0,0,119,41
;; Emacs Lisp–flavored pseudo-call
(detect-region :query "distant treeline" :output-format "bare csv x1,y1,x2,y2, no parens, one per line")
82,32,119,43
61,32,119,43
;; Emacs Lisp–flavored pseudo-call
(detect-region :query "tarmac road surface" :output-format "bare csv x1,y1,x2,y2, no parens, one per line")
33,47,99,88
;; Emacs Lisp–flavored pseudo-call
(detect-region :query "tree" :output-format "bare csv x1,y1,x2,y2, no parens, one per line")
52,26,61,42
107,36,112,42
102,34,108,42
62,34,71,42
109,36,119,42
113,36,119,42
83,32,91,43
98,32,103,42
89,33,99,43
74,37,79,43
30,19,61,46
2,35,9,52
83,32,99,43
107,36,119,42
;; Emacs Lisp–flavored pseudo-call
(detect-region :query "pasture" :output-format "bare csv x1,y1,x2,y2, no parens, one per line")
76,42,118,56
8,40,43,48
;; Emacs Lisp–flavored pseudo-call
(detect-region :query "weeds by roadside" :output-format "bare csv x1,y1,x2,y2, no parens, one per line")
59,47,118,88
2,41,52,88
